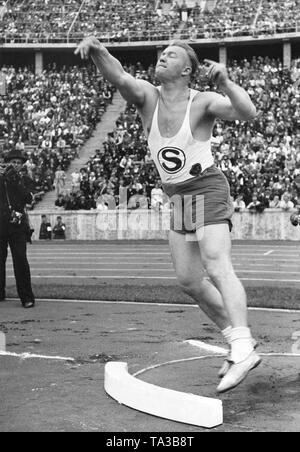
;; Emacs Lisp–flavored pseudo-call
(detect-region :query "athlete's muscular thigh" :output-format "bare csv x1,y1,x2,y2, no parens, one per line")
169,230,206,287
196,223,234,277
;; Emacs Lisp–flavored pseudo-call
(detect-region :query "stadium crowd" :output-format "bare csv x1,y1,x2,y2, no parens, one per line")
0,0,81,43
71,0,181,42
255,0,300,36
1,0,300,44
202,56,300,211
182,0,259,40
182,0,300,41
0,0,180,43
52,56,300,212
0,64,115,207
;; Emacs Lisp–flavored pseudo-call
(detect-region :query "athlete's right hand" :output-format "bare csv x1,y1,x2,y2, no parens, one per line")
74,36,103,60
203,59,230,90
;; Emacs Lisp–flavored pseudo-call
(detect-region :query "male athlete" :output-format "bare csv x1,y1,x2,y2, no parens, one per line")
75,37,261,393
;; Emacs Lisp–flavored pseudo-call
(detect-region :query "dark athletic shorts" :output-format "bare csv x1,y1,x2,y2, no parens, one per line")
162,165,234,235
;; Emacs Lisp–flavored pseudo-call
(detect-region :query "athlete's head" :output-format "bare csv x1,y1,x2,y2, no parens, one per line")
155,41,199,83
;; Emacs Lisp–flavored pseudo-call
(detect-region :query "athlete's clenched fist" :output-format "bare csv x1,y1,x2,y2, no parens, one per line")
203,59,230,90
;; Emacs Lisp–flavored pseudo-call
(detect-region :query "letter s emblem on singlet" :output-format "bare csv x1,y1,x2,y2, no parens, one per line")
157,147,186,174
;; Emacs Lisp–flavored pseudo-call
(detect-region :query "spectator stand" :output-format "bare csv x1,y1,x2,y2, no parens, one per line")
0,63,115,208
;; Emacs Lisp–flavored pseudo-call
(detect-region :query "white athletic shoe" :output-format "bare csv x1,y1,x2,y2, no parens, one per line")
218,340,258,379
217,351,262,394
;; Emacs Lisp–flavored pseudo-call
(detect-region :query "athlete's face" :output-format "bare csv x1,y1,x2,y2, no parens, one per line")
155,46,192,82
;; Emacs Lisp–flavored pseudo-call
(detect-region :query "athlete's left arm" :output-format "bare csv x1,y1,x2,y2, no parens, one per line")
204,59,257,122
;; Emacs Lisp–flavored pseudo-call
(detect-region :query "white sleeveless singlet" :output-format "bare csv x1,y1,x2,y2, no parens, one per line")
147,88,214,184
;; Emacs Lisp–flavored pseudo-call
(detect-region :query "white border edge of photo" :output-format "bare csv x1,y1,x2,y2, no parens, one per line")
104,362,223,429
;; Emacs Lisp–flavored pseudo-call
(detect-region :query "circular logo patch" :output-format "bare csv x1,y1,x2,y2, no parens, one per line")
157,147,186,174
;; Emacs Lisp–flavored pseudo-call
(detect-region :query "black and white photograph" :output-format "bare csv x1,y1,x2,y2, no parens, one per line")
0,0,300,435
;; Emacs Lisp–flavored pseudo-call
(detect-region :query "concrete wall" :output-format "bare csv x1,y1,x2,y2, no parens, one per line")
28,210,300,241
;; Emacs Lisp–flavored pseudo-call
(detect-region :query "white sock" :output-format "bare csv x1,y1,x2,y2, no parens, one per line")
221,326,232,346
230,327,254,363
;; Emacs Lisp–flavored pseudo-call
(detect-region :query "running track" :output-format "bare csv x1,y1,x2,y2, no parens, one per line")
6,241,300,288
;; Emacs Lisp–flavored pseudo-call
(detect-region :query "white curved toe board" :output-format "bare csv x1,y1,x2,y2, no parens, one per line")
104,362,223,429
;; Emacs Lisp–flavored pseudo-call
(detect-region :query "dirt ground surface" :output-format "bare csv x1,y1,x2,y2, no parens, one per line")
0,299,300,432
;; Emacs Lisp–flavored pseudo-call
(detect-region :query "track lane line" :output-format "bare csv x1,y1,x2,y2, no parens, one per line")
5,276,300,283
4,298,300,312
5,269,300,275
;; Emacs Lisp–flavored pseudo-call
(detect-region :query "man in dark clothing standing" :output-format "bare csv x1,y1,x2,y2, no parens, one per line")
53,217,66,240
0,150,35,308
39,215,52,240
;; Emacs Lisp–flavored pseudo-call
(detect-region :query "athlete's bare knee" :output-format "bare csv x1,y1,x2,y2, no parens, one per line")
178,273,206,295
204,257,234,284
178,276,196,294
